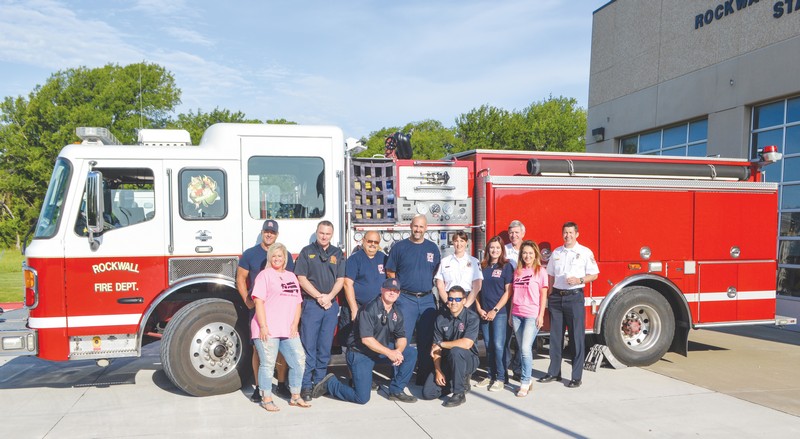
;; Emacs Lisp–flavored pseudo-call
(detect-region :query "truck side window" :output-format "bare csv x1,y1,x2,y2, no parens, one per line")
247,156,325,219
179,169,227,220
74,167,156,236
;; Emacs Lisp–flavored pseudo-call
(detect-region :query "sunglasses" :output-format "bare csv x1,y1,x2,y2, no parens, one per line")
366,239,380,245
447,297,464,303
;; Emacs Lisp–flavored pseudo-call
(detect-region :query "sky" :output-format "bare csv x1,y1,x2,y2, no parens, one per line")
0,0,608,139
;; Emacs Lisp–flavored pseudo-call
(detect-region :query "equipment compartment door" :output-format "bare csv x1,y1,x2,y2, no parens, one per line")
696,263,738,323
737,261,777,321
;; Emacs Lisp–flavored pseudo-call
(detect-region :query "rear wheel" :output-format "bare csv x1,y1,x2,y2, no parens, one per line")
161,298,249,396
601,286,675,367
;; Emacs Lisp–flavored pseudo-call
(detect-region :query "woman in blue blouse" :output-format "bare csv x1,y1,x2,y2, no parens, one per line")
474,236,514,391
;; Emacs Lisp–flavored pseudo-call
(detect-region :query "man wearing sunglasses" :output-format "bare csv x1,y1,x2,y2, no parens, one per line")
341,231,387,342
422,286,480,407
312,278,418,404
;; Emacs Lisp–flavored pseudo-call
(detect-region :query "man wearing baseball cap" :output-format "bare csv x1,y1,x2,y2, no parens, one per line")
237,219,296,401
311,278,417,404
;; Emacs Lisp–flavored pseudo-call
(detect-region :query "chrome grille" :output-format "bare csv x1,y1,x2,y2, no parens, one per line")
169,257,238,284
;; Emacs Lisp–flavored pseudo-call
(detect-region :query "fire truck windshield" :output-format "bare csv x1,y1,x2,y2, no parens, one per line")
34,158,72,239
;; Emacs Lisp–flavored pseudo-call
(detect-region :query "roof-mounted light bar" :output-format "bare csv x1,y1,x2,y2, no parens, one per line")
76,127,121,145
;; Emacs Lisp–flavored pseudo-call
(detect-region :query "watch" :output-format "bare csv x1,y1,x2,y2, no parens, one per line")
580,277,585,283
492,308,499,312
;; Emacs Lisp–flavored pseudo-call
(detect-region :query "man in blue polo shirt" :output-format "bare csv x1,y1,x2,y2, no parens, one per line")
236,219,295,402
341,230,387,343
386,214,441,385
296,220,346,402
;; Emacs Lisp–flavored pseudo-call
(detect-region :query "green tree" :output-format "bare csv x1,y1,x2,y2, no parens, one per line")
359,119,462,160
169,111,296,145
520,95,586,152
454,104,513,150
0,62,180,248
456,96,586,152
169,108,260,145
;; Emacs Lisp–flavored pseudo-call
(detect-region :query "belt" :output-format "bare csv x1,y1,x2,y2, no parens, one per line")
401,289,430,298
551,287,583,296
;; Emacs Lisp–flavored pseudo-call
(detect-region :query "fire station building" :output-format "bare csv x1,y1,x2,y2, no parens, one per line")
586,0,800,329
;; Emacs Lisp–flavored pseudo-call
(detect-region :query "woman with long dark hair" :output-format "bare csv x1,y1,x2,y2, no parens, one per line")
475,236,514,392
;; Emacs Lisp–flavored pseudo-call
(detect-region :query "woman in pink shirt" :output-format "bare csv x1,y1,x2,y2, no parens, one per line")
252,243,308,411
509,240,548,397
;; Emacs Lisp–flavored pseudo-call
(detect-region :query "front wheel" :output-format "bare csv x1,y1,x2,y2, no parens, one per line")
161,298,249,396
601,286,675,367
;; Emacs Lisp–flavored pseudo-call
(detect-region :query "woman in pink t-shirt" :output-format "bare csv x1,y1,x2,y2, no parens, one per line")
252,243,308,411
509,240,548,397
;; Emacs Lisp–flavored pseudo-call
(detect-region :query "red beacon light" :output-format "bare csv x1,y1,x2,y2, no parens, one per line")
761,145,782,164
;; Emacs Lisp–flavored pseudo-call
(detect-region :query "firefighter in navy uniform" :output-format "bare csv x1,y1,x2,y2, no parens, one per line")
539,221,599,388
295,220,346,401
311,278,418,404
422,286,480,407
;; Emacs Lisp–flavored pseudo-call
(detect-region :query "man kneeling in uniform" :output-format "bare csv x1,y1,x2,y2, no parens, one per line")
312,278,417,404
423,286,480,407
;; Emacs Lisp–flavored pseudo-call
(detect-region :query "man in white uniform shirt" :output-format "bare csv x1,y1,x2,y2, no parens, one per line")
539,221,599,388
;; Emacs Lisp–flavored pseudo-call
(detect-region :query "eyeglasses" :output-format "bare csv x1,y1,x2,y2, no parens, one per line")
365,240,380,245
447,297,464,303
381,311,388,325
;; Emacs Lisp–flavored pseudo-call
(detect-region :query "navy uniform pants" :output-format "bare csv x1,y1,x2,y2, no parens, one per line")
422,347,479,399
394,292,438,383
546,289,585,381
300,298,339,389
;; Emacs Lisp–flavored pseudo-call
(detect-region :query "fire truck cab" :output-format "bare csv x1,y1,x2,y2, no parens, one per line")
4,123,794,396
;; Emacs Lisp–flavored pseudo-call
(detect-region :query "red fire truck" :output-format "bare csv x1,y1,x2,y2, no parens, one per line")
1,123,792,396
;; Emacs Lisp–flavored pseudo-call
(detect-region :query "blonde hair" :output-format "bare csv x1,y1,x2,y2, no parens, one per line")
267,242,288,270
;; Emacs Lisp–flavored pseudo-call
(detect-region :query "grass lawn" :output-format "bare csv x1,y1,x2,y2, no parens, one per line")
0,249,24,303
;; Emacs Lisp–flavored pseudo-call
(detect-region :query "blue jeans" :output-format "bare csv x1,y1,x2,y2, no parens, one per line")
480,309,510,382
327,345,417,404
300,298,340,389
512,315,540,386
253,337,305,399
394,293,437,380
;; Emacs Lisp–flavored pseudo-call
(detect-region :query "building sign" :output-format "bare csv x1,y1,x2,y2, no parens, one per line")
694,0,797,29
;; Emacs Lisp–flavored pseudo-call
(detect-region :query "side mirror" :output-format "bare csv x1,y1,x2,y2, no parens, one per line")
86,171,104,250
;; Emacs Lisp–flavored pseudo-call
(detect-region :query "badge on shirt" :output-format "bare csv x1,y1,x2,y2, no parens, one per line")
378,264,385,274
458,322,464,331
330,255,337,264
492,269,502,278
392,312,398,322
427,253,434,262
309,254,316,259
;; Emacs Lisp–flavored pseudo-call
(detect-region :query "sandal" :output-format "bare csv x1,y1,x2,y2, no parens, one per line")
516,382,532,397
259,400,280,412
289,397,311,408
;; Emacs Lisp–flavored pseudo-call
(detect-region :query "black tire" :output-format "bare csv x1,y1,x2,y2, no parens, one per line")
161,298,248,396
601,286,675,367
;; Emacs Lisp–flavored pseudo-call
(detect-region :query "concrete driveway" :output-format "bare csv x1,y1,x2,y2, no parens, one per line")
2,315,799,438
